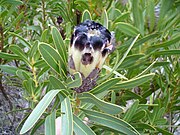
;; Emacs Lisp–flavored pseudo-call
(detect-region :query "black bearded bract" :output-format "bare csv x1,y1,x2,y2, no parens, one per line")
68,20,115,93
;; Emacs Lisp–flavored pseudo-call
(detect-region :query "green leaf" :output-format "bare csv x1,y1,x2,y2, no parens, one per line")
58,90,70,103
153,61,170,67
38,43,61,74
45,111,56,135
30,119,45,135
67,72,82,88
82,10,92,22
111,90,116,104
20,90,61,134
22,79,34,94
154,50,180,56
0,65,18,75
51,26,67,63
26,25,41,32
155,127,173,135
16,70,31,80
82,109,140,135
134,123,156,131
132,0,144,35
56,3,69,22
136,60,157,78
125,90,143,101
114,73,155,89
78,93,123,114
115,22,139,37
146,0,155,32
107,4,120,21
101,34,140,81
41,29,49,42
119,54,145,69
49,76,66,89
33,59,48,68
5,12,24,34
0,52,19,60
73,115,96,135
157,0,173,29
103,65,128,80
131,110,146,122
90,78,121,94
114,12,130,23
0,0,23,5
65,22,72,39
154,118,167,125
78,91,108,118
9,45,30,65
123,100,139,122
28,41,39,58
133,33,159,48
61,97,73,135
74,0,89,11
149,36,180,49
101,9,108,28
8,32,31,48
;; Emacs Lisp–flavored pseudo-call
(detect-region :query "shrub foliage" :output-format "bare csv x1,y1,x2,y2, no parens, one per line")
0,0,179,134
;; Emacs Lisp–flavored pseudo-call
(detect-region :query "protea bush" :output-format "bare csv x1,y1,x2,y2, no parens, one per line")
0,0,179,134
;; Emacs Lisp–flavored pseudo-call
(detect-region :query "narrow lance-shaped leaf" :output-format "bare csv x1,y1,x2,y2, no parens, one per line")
20,90,61,134
0,65,18,75
65,22,72,39
41,29,49,42
114,73,155,89
119,33,159,49
115,22,139,37
82,109,140,135
146,0,155,32
114,12,130,23
5,12,24,34
29,40,39,58
82,10,92,22
1,0,23,5
78,93,123,114
38,43,62,74
78,91,109,118
101,9,108,28
45,111,56,135
51,26,67,63
102,34,140,81
9,45,30,65
30,119,45,135
134,123,156,131
154,50,180,56
61,97,73,135
67,72,82,88
0,52,20,60
119,54,145,69
155,127,173,135
90,78,121,94
136,60,157,78
131,110,146,122
8,32,31,48
149,36,180,49
73,115,96,135
16,69,32,80
132,0,144,35
49,75,66,89
103,65,128,80
123,100,139,122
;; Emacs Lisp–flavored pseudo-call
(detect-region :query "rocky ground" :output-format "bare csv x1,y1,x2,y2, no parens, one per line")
0,84,27,135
